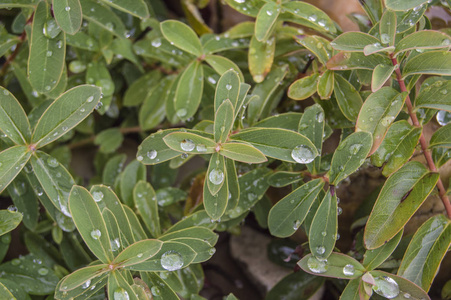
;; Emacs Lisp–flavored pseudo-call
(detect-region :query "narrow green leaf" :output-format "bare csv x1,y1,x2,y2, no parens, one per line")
137,129,185,165
0,0,40,8
214,99,234,143
120,160,146,207
0,210,23,236
134,181,161,238
254,2,280,42
202,34,250,55
369,270,431,300
86,61,114,98
280,1,336,33
55,270,108,299
403,51,451,78
204,54,244,81
225,158,239,210
230,128,318,164
163,131,216,154
328,131,373,185
94,128,123,154
267,171,302,187
0,146,31,194
327,52,391,71
0,282,15,300
160,20,202,56
248,35,275,83
254,112,303,131
140,273,179,300
398,215,451,291
309,191,337,260
394,30,451,56
59,264,108,291
317,70,334,99
69,186,113,263
220,142,267,163
296,35,334,65
265,271,325,300
206,152,226,196
363,229,403,271
31,85,101,148
65,31,99,51
113,239,163,268
123,71,162,107
108,271,139,300
80,0,127,38
165,210,216,234
268,179,324,238
160,227,218,247
102,208,122,255
415,80,451,112
371,121,422,176
385,0,429,11
174,60,204,121
364,162,439,249
334,74,362,121
298,253,365,279
99,0,149,18
204,163,228,220
396,4,427,34
330,32,381,52
356,87,406,154
380,9,397,46
52,0,82,35
214,69,240,112
0,34,20,57
28,1,66,93
372,64,395,92
288,73,319,100
139,76,173,130
430,123,451,148
7,173,39,230
169,237,216,263
340,279,361,300
123,205,148,241
0,87,31,145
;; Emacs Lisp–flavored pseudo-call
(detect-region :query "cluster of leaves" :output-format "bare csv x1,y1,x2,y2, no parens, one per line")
0,0,451,299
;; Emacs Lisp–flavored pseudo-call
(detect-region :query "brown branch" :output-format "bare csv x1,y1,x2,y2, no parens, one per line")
390,55,451,219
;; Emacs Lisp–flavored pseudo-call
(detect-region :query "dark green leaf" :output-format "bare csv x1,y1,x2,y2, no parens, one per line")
214,99,234,143
403,51,451,78
222,0,262,17
120,160,146,207
0,0,40,8
203,160,228,220
298,253,365,279
296,35,334,65
280,1,336,33
330,32,381,52
0,146,31,194
214,70,240,113
123,71,162,107
134,181,161,238
103,154,127,186
108,271,139,300
0,210,23,236
363,229,403,271
204,54,244,81
139,76,173,130
327,52,391,71
174,61,204,121
0,87,31,145
369,270,431,300
385,0,429,11
52,0,82,35
94,128,123,154
415,80,451,112
163,131,216,154
394,30,451,55
59,264,108,291
80,0,127,38
7,173,39,230
265,271,325,300
334,74,362,122
137,129,185,165
340,279,360,300
99,0,149,18
113,239,163,268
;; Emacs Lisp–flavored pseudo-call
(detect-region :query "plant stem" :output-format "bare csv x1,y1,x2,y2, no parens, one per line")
390,55,451,219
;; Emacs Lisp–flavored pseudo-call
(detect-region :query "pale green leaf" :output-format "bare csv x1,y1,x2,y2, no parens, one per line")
214,99,234,143
254,2,280,42
0,210,23,236
394,30,451,56
174,60,204,121
330,32,381,52
99,0,149,18
80,0,127,37
385,0,429,11
248,34,275,83
415,80,451,112
403,51,451,78
160,20,202,56
288,73,319,100
219,142,267,164
52,0,82,35
113,239,163,268
334,74,362,122
298,253,365,279
120,160,146,207
372,64,395,92
363,229,403,271
379,9,397,46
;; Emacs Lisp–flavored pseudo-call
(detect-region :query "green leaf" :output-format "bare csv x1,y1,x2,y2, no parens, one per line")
334,74,362,122
298,104,325,174
296,35,334,65
288,73,319,100
308,191,337,260
0,210,23,236
394,30,451,56
230,128,317,164
99,0,149,18
31,151,75,218
102,208,122,255
80,0,127,38
0,87,31,145
169,237,215,263
214,99,234,143
330,32,381,52
94,128,123,154
202,34,250,55
137,129,185,165
371,121,422,176
204,54,244,81
174,60,204,121
206,152,225,196
160,226,217,247
139,75,173,130
372,64,395,92
340,279,360,300
364,162,439,249
203,161,228,220
120,160,146,207
265,271,325,300
123,71,162,107
415,80,451,112
165,210,216,234
219,142,267,163
363,229,403,271
222,0,263,17
317,70,334,99
52,0,82,35
248,35,275,83
140,273,179,300
379,9,397,46
108,271,139,300
254,2,280,42
0,0,40,8
28,1,66,93
113,239,163,267
214,69,240,113
65,30,99,51
59,264,108,291
430,123,451,148
7,173,39,230
327,52,391,71
254,112,303,132
298,253,365,279
163,131,216,154
268,179,324,238
0,282,15,300
31,85,101,148
369,270,431,300
356,87,406,154
384,0,429,11
267,171,302,188
403,51,451,78
55,269,108,299
280,1,336,33
86,61,114,98
0,34,20,57
160,20,202,56
225,159,239,210
134,181,161,238
0,146,31,194
398,214,451,292
328,131,372,185
69,186,114,263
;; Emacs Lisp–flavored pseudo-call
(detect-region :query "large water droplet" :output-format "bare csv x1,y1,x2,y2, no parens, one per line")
113,287,130,300
372,276,400,299
209,169,224,185
43,18,61,39
151,286,161,296
152,38,162,48
92,191,104,202
86,96,94,103
147,150,157,159
180,139,195,151
110,238,120,251
82,279,91,289
293,220,301,230
307,256,328,274
196,144,207,152
291,145,316,164
176,108,187,118
47,157,59,168
316,246,326,255
381,34,390,44
437,110,451,126
316,112,324,122
342,264,355,276
226,84,232,90
160,251,184,271
7,205,18,212
308,14,317,22
91,229,101,240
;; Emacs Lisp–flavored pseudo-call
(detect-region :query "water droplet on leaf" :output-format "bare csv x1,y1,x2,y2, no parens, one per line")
291,145,316,164
160,251,183,271
209,169,224,185
307,256,327,274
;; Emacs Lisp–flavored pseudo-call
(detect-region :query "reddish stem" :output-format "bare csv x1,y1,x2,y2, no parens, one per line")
390,55,451,219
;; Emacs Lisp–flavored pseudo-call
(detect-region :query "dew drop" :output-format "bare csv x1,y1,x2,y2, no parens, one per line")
137,253,143,258
38,267,48,275
147,150,157,159
91,229,101,240
436,110,451,126
266,10,273,16
7,205,17,213
308,14,317,22
208,248,216,255
349,144,363,155
381,34,390,44
113,288,130,300
46,50,53,57
137,155,143,161
209,169,224,185
291,145,316,164
87,96,94,103
65,6,71,11
151,38,162,48
441,39,450,46
337,207,343,215
372,276,400,299
151,286,161,296
82,279,91,289
196,144,207,152
307,256,327,274
403,293,411,299
92,191,104,202
293,220,301,230
321,231,327,237
160,251,184,271
180,139,195,151
316,246,325,255
342,264,355,276
176,108,187,118
226,84,232,90
316,112,324,122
